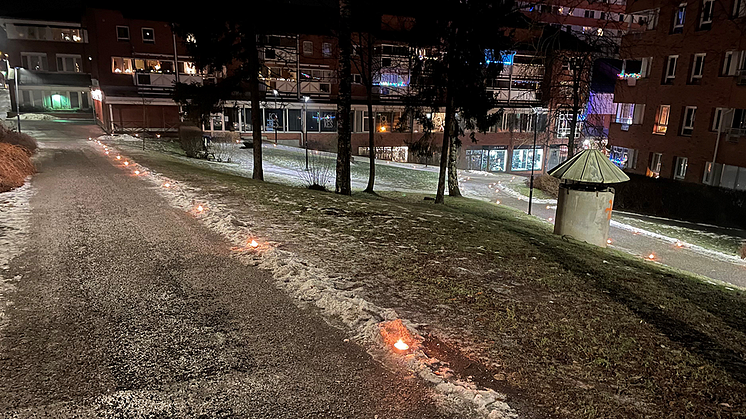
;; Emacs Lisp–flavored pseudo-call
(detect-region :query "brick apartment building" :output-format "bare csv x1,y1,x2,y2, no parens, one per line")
610,0,746,190
0,17,93,114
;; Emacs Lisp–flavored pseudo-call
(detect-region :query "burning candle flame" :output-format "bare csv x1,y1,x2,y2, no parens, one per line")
197,205,204,212
607,238,612,244
250,239,259,248
134,170,140,175
495,200,500,205
394,339,409,351
116,156,121,160
675,241,684,248
648,253,655,260
163,183,170,188
105,151,109,155
124,161,129,166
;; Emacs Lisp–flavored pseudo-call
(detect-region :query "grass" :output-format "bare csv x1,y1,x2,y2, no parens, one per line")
115,142,746,419
512,182,555,201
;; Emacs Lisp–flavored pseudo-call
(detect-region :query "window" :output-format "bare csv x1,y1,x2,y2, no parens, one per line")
322,42,332,58
673,3,686,32
654,105,671,134
584,10,596,18
619,13,626,21
111,57,133,74
303,41,313,56
353,74,362,83
265,49,276,60
56,54,82,72
674,157,688,179
610,146,638,169
682,106,697,135
734,0,746,17
641,57,653,77
664,55,678,83
700,0,714,27
649,152,663,178
600,12,606,19
511,148,543,171
557,110,582,137
614,103,645,124
713,107,726,130
723,50,746,75
142,28,155,43
116,26,130,41
21,53,48,71
691,53,705,81
265,109,284,132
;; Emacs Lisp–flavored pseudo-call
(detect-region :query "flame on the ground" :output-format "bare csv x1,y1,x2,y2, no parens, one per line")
250,239,259,248
394,339,409,351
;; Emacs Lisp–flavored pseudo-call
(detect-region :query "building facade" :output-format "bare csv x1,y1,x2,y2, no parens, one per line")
0,17,93,114
610,0,746,190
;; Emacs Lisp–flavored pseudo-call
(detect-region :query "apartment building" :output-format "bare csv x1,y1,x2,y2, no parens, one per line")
84,8,201,132
610,0,746,190
519,0,631,45
0,17,93,113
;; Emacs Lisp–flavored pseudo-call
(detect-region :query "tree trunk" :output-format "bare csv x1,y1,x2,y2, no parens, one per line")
363,34,375,194
335,0,352,195
249,34,263,181
447,118,461,196
435,93,454,204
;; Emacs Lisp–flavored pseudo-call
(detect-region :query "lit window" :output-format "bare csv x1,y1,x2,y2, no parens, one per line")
511,148,543,171
653,105,670,134
116,26,130,41
111,57,133,74
21,53,48,71
682,106,697,135
142,28,155,43
649,152,663,178
673,3,686,32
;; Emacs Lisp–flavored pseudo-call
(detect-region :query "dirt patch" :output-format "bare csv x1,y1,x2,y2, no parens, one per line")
0,143,35,192
0,124,38,153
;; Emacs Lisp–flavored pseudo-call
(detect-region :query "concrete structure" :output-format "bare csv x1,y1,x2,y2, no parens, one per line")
549,148,629,247
610,0,746,190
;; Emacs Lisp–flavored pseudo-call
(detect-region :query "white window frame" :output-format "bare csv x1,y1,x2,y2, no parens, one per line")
654,104,670,134
665,55,678,81
141,27,155,43
56,54,82,73
712,107,726,131
322,42,332,58
641,57,653,77
674,157,688,179
723,51,737,75
116,25,130,41
700,0,714,26
650,152,663,177
691,53,706,80
682,106,697,135
20,52,48,71
674,3,687,31
303,41,313,56
734,0,746,17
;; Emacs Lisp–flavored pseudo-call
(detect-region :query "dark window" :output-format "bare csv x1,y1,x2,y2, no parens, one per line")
265,49,276,60
382,57,392,67
116,26,130,41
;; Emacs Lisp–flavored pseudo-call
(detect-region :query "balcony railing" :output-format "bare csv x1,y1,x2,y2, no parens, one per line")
726,127,746,143
132,73,203,87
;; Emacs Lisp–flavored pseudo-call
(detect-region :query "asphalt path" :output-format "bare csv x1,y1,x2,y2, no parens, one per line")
0,121,462,418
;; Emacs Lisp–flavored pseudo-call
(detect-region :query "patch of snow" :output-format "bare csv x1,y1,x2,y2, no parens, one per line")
19,113,55,121
496,183,557,205
0,181,34,332
96,133,140,142
95,141,517,419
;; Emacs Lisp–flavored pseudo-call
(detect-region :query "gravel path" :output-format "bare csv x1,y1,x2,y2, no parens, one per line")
0,123,463,418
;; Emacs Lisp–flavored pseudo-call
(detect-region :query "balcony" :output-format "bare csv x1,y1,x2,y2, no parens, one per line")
737,69,746,85
492,88,540,103
726,128,746,143
274,79,331,96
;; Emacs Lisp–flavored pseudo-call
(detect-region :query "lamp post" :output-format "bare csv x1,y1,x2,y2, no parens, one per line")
14,67,21,133
528,107,542,215
710,107,735,186
303,96,309,170
273,89,279,145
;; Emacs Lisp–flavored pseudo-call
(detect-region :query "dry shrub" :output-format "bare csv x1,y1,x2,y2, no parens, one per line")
209,132,239,162
179,125,204,158
0,143,35,192
532,174,560,198
0,124,38,153
740,242,746,259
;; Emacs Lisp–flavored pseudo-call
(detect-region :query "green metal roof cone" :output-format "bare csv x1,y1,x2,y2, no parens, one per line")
547,149,630,184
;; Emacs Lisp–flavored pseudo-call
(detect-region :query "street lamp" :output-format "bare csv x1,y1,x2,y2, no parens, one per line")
303,96,310,170
528,107,543,215
273,89,279,145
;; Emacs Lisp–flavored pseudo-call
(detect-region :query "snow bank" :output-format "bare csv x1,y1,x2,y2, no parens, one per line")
94,141,517,419
0,181,34,331
19,113,55,121
496,183,557,205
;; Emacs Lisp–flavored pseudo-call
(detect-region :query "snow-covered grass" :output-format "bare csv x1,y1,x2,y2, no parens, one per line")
0,181,34,333
95,138,746,419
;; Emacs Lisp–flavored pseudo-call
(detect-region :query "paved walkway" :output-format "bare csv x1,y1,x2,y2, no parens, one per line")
0,122,461,418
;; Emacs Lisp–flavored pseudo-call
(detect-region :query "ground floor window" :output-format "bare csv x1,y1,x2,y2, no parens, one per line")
511,147,543,171
265,108,284,132
358,146,408,162
19,89,90,111
674,156,688,179
648,152,662,178
466,148,507,172
610,146,638,169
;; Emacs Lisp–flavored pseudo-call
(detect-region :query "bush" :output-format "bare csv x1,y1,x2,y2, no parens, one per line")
0,143,35,192
297,154,333,191
209,132,239,162
0,124,37,153
179,125,204,158
532,174,560,198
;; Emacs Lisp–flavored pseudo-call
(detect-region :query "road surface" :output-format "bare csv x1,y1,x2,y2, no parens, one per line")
0,121,464,417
